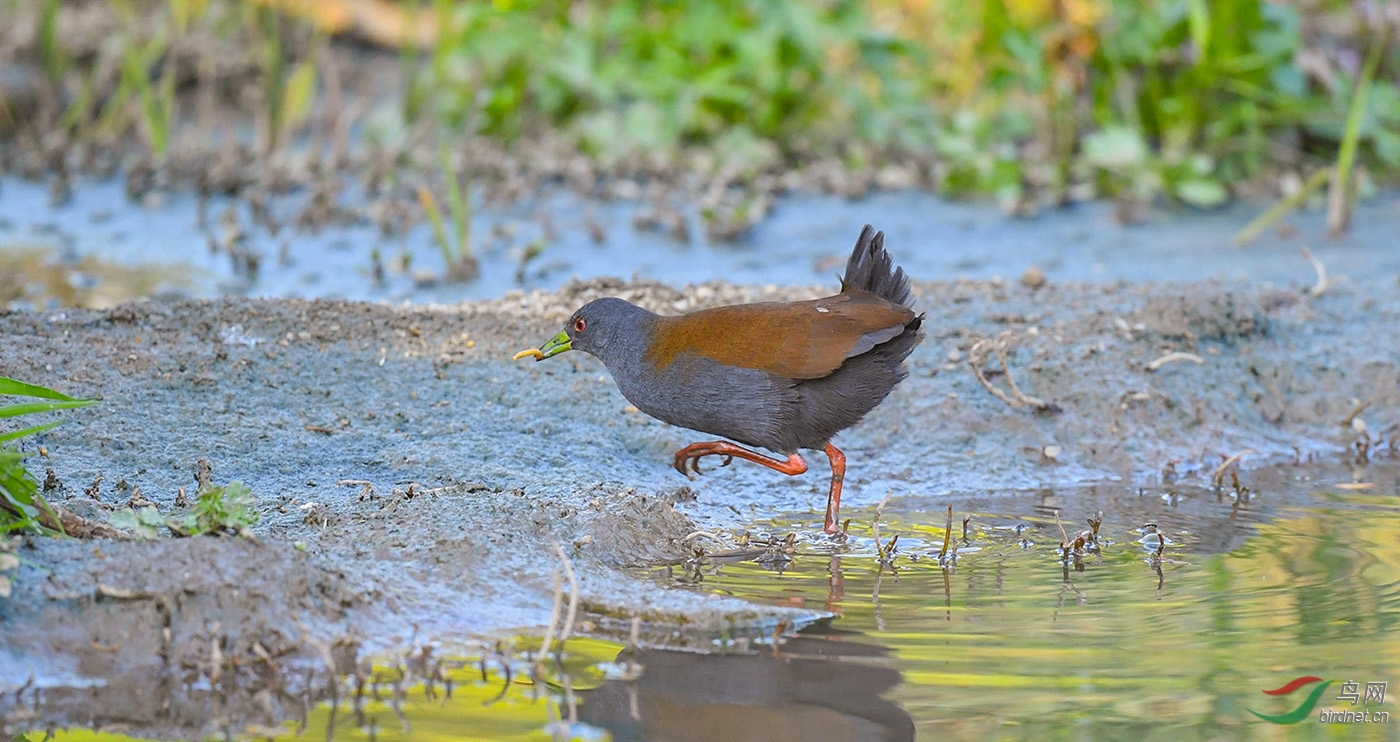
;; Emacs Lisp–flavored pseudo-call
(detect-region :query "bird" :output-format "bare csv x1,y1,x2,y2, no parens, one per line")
515,225,924,534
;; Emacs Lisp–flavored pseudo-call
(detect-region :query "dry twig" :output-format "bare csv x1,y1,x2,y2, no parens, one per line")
967,334,1054,412
1301,247,1329,297
553,540,580,647
534,568,564,675
1145,351,1204,372
1340,399,1370,428
871,492,896,562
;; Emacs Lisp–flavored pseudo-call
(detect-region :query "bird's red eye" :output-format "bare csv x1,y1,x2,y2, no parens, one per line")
574,317,586,333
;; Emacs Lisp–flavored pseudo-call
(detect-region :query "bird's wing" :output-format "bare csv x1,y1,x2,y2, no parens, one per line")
646,291,915,380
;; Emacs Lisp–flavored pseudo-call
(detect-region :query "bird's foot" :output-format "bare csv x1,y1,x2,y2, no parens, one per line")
672,442,808,479
673,443,734,477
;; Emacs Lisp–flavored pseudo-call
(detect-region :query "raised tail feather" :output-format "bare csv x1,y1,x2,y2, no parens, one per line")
840,224,913,309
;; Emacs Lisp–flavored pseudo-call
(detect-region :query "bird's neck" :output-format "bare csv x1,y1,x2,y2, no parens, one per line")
591,313,662,391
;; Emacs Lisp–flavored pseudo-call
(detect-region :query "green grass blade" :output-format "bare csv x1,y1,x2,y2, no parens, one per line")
58,74,95,134
0,422,62,444
0,376,92,535
1234,168,1330,247
0,376,86,402
156,57,176,157
417,186,456,267
1336,36,1385,181
121,41,163,155
1327,30,1386,237
0,400,97,419
39,0,65,81
399,0,427,123
259,4,287,153
440,145,471,258
1186,0,1212,63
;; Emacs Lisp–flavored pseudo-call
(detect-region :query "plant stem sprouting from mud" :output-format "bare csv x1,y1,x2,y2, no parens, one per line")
419,186,453,267
937,505,953,566
441,145,473,263
1327,28,1388,238
1211,449,1253,489
871,492,898,565
621,615,643,680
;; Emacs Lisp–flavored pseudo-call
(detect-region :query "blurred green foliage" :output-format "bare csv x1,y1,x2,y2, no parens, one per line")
7,0,1399,207
407,0,912,164
393,0,1398,204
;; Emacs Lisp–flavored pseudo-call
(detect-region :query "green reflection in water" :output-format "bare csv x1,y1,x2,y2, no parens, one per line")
679,483,1400,740
43,638,622,742
0,243,194,309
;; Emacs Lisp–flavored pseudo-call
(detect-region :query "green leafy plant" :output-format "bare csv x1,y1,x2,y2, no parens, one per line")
0,376,96,535
182,481,259,535
111,480,259,539
413,0,905,159
109,505,166,540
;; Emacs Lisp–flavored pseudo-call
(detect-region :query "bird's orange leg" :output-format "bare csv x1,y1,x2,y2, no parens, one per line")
823,443,846,534
673,441,807,478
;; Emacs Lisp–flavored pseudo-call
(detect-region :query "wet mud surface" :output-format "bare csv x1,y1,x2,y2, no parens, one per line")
0,276,1397,736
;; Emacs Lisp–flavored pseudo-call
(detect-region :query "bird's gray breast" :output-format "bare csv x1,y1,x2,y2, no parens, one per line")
606,353,797,452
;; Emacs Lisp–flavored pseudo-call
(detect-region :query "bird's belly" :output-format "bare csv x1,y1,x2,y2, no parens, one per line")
609,355,795,452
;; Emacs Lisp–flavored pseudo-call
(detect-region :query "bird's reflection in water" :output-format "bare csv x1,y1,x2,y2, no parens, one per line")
578,628,914,742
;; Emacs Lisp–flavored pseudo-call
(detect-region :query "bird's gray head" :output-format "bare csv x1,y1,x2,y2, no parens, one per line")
530,297,654,363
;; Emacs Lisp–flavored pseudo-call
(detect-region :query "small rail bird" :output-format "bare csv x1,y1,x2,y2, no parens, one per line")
516,225,923,533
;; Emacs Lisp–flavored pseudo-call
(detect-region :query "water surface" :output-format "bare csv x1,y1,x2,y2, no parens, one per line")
22,462,1396,740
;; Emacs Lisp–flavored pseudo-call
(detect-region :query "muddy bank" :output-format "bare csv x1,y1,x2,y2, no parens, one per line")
0,276,1397,733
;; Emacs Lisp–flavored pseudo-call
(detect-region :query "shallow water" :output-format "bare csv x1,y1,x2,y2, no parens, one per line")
4,176,1399,308
627,463,1400,740
21,462,1397,741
